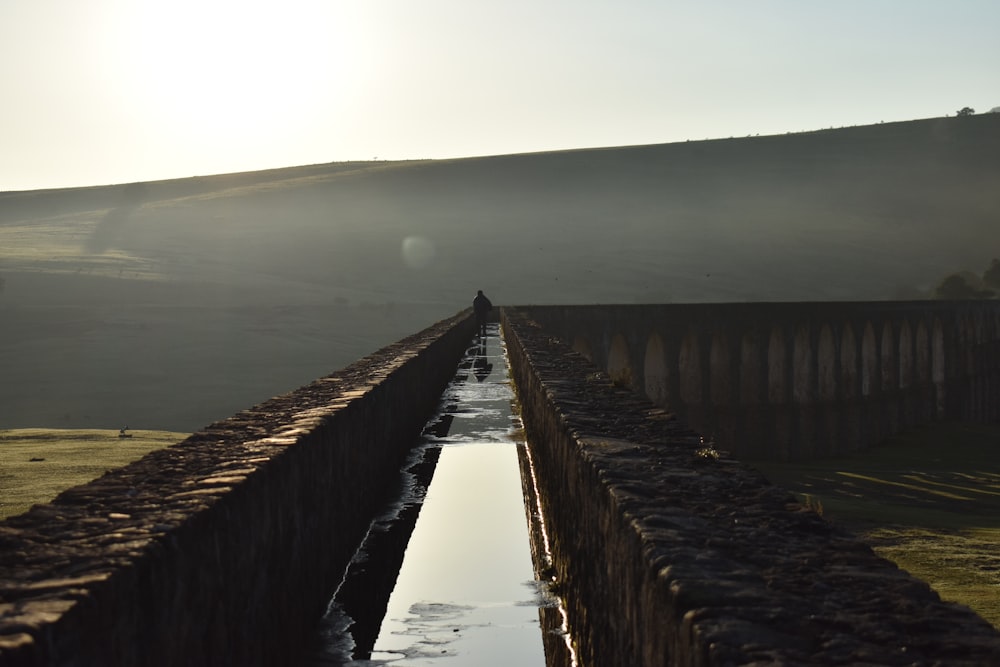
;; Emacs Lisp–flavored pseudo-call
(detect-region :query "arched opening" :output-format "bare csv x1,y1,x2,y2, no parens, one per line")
607,333,632,387
898,321,914,389
841,324,858,399
817,325,836,401
679,332,702,406
861,322,877,396
962,315,976,374
880,322,895,392
740,332,762,404
932,319,946,384
915,321,930,383
710,332,731,405
839,323,861,452
767,327,786,403
572,336,593,362
644,333,668,406
793,325,814,404
932,318,946,417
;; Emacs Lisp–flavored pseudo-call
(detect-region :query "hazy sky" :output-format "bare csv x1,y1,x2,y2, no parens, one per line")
2,0,997,192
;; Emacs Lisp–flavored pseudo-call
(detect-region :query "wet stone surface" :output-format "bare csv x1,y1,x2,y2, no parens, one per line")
307,324,553,666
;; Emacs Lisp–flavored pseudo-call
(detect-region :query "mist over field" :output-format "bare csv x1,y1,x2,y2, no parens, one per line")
1,115,998,432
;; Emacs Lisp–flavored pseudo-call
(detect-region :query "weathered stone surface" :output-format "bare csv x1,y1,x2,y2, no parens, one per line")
502,307,1000,666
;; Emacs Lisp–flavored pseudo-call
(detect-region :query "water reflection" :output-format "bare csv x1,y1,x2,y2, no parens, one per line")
306,324,569,666
368,442,543,665
472,338,493,382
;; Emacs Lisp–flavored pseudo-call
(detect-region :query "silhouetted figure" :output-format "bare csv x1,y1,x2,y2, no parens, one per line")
473,290,492,337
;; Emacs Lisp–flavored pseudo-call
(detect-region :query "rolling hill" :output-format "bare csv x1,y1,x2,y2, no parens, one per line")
1,114,998,431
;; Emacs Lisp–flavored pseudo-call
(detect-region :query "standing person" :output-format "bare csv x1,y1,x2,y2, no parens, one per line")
473,290,492,337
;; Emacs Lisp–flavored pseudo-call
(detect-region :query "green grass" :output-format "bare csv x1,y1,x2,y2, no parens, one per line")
0,428,188,519
750,421,1000,629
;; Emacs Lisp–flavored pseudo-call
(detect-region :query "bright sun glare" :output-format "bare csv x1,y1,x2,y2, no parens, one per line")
119,1,358,142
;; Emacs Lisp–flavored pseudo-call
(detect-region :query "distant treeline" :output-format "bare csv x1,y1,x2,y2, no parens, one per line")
933,258,1000,299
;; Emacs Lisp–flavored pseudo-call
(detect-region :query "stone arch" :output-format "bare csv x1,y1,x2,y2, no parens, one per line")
841,324,858,399
817,324,836,401
974,311,986,343
572,335,593,362
607,333,632,387
793,325,814,403
644,333,669,406
974,313,987,380
679,332,702,405
710,332,731,405
898,321,914,389
962,315,976,374
767,327,786,403
861,322,877,396
915,321,930,383
932,318,946,385
970,312,987,418
740,331,762,404
932,317,946,418
880,321,895,391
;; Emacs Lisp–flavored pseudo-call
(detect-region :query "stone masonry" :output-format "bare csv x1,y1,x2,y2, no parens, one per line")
0,312,475,667
503,307,1000,666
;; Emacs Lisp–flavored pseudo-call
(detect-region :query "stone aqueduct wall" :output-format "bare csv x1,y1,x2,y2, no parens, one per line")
520,301,1000,460
503,307,1000,666
0,312,475,667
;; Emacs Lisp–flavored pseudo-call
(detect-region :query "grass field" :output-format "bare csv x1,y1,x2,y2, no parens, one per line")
750,421,1000,629
0,428,188,519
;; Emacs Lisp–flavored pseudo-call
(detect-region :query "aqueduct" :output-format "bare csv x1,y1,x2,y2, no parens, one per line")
522,301,1000,459
2,301,999,665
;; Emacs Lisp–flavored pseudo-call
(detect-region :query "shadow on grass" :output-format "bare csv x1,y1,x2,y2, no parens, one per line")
0,428,187,520
751,421,1000,531
749,421,1000,629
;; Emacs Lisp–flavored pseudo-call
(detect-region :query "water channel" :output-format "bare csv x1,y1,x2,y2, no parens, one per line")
305,323,576,666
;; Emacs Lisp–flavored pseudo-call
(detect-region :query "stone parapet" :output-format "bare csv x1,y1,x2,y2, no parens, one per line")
0,311,476,666
518,301,1000,460
502,307,1000,666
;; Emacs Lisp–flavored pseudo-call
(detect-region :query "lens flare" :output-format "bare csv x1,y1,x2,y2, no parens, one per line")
401,236,435,269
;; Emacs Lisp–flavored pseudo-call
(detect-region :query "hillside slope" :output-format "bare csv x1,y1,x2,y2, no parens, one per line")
1,115,997,430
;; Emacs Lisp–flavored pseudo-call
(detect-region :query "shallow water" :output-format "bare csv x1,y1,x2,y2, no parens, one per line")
308,324,562,665
367,441,543,665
